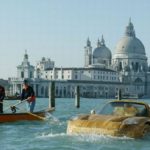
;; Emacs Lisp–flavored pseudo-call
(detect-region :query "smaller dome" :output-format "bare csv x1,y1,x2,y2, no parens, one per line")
93,36,112,60
93,46,112,59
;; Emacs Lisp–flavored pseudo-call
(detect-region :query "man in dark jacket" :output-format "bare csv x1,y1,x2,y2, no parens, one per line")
0,85,5,113
21,79,36,112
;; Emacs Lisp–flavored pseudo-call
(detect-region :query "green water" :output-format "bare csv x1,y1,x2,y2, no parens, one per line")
1,98,150,150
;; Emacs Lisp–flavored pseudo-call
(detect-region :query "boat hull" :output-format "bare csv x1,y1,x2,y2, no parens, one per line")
0,108,54,123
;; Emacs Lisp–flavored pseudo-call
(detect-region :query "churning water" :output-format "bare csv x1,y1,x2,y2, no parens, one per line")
1,98,150,150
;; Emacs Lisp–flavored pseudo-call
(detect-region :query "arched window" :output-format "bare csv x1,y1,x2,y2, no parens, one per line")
21,72,24,78
131,62,134,71
41,86,44,95
45,86,48,97
64,87,66,97
30,72,33,78
56,86,58,96
119,62,122,71
134,78,143,83
135,62,139,72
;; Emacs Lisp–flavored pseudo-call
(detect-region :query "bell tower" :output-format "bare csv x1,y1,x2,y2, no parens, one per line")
84,38,92,67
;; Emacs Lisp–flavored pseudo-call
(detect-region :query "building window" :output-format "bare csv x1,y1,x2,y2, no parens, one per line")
41,87,44,95
30,72,33,78
21,72,24,78
119,62,122,71
75,75,78,79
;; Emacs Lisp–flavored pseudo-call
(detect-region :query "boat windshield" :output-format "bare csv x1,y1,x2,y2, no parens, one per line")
99,102,148,117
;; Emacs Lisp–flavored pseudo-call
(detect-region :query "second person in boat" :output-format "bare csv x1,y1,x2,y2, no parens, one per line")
21,79,36,112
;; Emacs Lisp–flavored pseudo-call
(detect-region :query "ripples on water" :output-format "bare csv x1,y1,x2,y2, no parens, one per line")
1,98,150,150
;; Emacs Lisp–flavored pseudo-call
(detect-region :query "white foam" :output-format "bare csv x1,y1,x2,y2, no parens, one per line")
47,113,60,121
72,133,133,143
37,132,67,139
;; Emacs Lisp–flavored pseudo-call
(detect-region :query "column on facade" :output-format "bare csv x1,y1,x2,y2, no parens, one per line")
20,84,23,94
13,84,17,95
12,84,15,95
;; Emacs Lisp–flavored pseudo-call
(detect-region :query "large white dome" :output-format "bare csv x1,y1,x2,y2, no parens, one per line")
114,20,146,56
115,36,145,55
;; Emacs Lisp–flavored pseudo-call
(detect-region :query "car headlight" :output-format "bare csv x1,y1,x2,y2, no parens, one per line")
71,116,79,120
123,118,139,125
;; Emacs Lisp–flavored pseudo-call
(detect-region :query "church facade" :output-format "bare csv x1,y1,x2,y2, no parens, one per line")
9,20,150,98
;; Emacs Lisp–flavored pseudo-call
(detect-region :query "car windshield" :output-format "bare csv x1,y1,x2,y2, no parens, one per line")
99,101,148,117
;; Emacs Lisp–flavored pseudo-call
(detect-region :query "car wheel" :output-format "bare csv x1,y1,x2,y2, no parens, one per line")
142,124,150,136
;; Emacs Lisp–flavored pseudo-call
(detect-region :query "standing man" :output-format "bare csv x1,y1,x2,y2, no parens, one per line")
21,79,36,112
0,85,5,113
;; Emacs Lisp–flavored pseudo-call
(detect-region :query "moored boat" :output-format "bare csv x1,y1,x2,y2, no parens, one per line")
0,108,54,123
4,95,21,100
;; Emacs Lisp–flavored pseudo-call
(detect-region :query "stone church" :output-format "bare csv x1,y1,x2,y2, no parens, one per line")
9,20,150,98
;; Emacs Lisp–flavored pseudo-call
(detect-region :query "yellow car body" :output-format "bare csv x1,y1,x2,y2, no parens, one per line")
67,100,150,138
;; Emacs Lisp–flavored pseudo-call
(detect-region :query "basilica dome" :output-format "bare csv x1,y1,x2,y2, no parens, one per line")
114,20,146,55
93,37,112,60
112,20,147,73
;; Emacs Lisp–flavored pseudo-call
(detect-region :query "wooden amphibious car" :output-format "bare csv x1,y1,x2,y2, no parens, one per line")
67,100,150,138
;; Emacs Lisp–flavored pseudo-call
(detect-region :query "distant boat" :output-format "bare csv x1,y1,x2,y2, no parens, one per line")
0,108,54,123
115,94,139,100
122,94,139,99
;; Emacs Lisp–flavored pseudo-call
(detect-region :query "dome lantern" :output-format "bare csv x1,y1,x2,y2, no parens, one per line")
125,18,135,37
100,35,105,46
97,39,101,47
24,49,28,60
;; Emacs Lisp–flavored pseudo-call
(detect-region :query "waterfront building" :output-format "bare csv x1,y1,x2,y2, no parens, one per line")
9,20,150,98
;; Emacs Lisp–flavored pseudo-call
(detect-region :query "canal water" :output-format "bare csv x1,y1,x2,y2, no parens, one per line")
1,98,150,150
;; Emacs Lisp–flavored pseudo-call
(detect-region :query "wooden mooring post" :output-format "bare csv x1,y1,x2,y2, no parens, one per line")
49,81,55,108
118,89,122,100
75,85,80,108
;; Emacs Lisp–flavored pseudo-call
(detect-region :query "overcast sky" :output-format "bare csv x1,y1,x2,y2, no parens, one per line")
0,0,150,79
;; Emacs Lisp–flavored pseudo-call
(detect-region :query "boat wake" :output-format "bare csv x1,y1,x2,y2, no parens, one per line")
45,113,60,122
37,131,133,141
37,132,67,139
72,134,133,143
